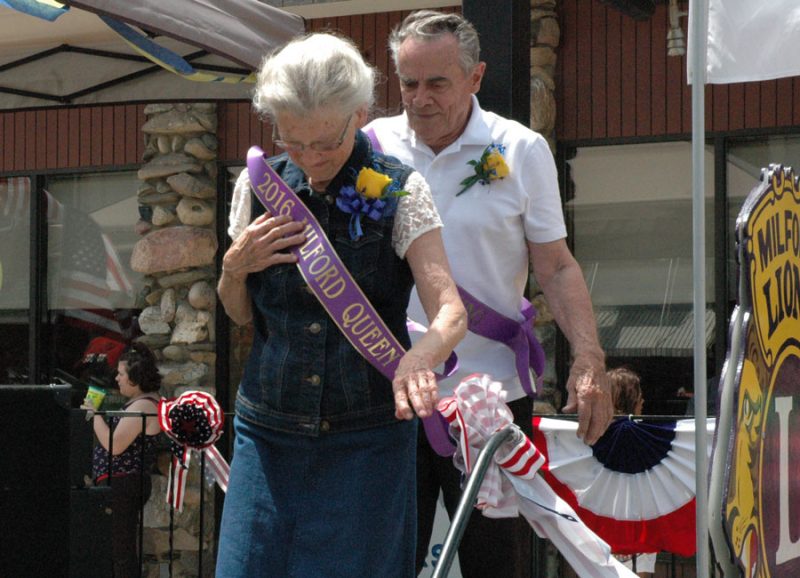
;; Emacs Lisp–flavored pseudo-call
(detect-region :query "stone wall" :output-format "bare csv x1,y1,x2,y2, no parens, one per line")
530,0,562,416
131,103,219,577
531,0,559,151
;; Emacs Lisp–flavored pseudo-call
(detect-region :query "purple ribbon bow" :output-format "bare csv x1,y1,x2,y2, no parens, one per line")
336,186,386,240
458,287,545,398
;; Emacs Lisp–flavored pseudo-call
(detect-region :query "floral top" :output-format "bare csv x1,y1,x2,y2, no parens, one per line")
228,162,442,258
92,395,160,482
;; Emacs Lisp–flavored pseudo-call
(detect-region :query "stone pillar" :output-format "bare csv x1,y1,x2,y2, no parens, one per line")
531,0,559,151
530,0,561,416
130,103,219,577
530,5,564,574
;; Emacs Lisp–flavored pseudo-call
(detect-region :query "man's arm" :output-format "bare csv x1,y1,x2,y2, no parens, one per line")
528,238,612,444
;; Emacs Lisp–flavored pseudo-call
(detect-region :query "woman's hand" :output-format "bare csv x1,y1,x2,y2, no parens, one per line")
392,351,439,420
79,402,95,421
218,211,306,325
222,212,306,280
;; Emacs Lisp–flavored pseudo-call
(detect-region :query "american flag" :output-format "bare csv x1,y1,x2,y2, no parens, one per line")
1,177,133,338
0,177,62,226
51,202,124,338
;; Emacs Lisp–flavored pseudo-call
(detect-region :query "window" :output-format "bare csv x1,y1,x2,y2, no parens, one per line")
726,136,800,304
45,172,142,387
565,142,715,414
0,177,32,383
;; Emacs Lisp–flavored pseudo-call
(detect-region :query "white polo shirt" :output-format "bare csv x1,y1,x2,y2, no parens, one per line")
365,96,567,400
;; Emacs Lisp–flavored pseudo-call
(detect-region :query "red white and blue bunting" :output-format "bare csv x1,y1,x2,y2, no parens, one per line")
531,415,715,556
158,390,229,512
439,374,636,578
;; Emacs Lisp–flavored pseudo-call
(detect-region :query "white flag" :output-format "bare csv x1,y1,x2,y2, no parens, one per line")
689,0,800,84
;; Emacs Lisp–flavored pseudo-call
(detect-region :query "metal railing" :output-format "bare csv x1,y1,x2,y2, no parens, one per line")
73,406,233,578
5,384,704,578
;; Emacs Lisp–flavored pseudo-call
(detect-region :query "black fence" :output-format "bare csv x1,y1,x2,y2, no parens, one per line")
0,385,702,578
0,384,230,578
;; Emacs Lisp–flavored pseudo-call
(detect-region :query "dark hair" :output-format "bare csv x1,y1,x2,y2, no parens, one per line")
607,366,643,414
119,343,161,393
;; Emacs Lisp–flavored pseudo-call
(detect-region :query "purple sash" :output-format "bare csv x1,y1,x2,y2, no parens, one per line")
367,128,545,397
246,146,455,456
458,287,544,397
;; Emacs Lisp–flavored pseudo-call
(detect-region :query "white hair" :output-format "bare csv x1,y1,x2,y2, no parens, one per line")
389,10,481,75
253,33,376,119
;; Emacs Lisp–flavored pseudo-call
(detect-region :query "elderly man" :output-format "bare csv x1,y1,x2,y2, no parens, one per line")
365,10,613,577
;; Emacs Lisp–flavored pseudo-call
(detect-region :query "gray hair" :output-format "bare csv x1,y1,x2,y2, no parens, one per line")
388,10,481,74
253,33,376,119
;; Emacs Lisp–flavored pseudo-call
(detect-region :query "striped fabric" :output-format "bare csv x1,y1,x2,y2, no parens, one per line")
531,416,713,556
0,177,63,225
159,390,230,511
100,15,255,84
0,0,68,22
438,374,635,578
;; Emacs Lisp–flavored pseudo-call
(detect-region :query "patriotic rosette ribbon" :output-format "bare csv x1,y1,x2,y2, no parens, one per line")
158,390,230,511
439,374,636,578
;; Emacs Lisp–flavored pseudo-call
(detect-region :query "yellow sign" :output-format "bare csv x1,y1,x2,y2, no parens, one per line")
723,165,800,577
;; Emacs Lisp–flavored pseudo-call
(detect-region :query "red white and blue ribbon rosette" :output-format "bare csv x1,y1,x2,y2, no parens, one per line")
531,415,715,556
158,390,230,511
439,374,636,578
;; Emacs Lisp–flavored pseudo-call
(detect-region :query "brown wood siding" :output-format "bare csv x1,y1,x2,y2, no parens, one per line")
557,0,800,142
0,104,146,174
0,7,469,171
217,7,461,163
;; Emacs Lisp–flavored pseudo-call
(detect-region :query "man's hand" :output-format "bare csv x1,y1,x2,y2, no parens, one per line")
562,354,613,445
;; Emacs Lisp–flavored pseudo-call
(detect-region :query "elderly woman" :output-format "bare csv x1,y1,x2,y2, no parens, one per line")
216,33,466,577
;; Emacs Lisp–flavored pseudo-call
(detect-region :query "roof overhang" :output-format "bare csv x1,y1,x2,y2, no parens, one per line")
0,2,304,110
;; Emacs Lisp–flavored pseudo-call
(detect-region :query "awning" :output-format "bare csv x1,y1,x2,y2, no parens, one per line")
0,1,305,109
597,305,715,358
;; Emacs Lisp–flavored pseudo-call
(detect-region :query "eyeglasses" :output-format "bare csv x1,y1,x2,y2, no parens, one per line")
273,114,353,153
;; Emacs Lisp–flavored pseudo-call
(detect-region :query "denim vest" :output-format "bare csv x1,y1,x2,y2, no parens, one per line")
236,131,415,436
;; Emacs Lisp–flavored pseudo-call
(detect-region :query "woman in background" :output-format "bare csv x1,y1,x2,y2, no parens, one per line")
84,342,162,578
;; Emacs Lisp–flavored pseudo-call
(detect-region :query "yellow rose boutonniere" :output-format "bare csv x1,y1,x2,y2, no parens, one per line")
337,166,409,240
356,167,394,199
457,143,509,196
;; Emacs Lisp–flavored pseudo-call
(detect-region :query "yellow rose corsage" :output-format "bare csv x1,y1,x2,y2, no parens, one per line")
457,143,509,196
337,166,408,240
356,167,394,199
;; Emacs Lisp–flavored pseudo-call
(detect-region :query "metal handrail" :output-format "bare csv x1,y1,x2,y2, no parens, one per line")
431,427,516,578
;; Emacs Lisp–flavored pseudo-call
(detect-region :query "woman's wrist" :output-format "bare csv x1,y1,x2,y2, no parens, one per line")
221,263,248,282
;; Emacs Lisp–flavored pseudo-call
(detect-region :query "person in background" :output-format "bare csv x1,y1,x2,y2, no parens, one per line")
609,366,644,417
365,10,613,577
82,342,162,578
607,365,656,577
217,32,466,577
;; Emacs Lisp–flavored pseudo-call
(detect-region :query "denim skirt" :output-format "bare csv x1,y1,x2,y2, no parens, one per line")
216,416,417,578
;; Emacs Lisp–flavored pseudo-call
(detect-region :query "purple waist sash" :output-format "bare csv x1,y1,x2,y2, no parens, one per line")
246,146,455,456
367,127,545,397
457,287,544,398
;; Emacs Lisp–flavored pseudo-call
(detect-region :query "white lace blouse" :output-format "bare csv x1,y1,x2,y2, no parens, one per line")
227,169,442,259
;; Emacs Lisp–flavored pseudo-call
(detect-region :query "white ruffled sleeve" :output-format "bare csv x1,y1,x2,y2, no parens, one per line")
392,171,443,259
228,169,252,241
